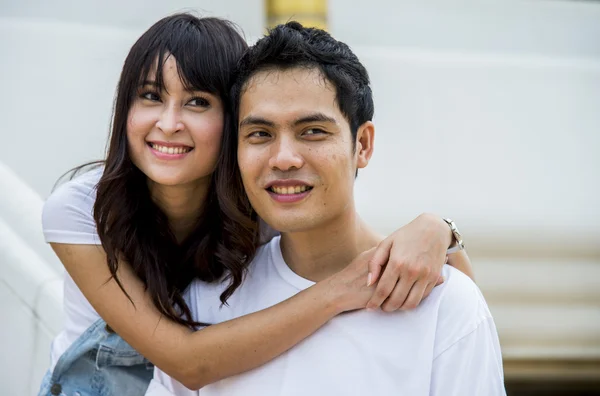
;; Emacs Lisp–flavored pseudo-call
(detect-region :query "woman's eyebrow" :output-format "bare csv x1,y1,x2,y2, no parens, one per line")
140,80,160,88
185,87,212,94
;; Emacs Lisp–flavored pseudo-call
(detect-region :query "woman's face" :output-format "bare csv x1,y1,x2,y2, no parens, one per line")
127,55,224,188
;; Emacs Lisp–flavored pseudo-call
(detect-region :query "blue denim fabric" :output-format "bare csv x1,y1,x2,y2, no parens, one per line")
38,318,153,396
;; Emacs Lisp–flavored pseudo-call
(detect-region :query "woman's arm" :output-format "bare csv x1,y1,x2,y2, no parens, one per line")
447,249,474,281
366,213,475,312
50,243,374,390
50,214,469,389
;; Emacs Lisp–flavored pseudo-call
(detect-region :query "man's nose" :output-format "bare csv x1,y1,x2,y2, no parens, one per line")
268,136,304,171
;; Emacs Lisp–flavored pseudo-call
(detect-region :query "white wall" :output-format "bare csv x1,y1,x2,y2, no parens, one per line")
2,0,265,34
330,0,600,57
354,47,600,251
329,0,600,246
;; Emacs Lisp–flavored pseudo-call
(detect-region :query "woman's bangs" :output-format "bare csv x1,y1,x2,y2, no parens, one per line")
128,15,246,99
134,41,224,97
169,32,227,96
136,47,171,94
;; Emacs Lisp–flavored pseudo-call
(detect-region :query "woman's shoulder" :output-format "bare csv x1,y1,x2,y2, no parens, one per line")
42,166,104,244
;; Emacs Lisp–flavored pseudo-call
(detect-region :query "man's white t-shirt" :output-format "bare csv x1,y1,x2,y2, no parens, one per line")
147,236,506,396
41,167,104,369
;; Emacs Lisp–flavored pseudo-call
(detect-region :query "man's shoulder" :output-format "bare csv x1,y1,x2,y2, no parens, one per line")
433,265,494,356
184,238,277,315
439,265,488,313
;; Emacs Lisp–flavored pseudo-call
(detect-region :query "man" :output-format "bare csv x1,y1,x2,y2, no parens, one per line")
147,22,505,395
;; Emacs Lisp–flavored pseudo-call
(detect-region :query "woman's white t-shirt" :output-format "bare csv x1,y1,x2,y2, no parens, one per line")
42,167,104,369
41,167,276,370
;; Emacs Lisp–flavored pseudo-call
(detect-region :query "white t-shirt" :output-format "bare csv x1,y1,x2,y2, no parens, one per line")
147,236,506,396
42,167,104,369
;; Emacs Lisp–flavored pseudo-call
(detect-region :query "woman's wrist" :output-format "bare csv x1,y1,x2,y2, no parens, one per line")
310,278,347,316
418,213,453,249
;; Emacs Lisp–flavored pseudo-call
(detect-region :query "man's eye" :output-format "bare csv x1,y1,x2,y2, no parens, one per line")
303,128,327,136
249,131,271,138
141,92,160,101
188,97,210,107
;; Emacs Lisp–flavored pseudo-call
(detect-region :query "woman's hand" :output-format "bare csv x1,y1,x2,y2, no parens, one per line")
366,213,451,312
323,248,377,313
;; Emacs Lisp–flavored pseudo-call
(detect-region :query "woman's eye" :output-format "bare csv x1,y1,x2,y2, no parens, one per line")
188,97,210,107
141,92,160,101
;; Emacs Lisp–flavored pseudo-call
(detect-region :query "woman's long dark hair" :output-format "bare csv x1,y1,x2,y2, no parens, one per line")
92,14,258,328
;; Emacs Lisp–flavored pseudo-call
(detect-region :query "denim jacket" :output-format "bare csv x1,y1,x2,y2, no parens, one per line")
38,318,153,396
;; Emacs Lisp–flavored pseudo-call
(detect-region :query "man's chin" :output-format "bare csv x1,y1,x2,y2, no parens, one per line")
261,217,312,235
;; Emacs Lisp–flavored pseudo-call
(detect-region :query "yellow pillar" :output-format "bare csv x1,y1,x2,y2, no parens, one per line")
266,0,327,30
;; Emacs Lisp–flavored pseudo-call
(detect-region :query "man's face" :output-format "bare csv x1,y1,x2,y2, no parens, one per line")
237,67,372,233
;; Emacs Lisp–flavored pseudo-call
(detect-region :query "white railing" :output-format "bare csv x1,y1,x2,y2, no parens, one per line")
0,162,62,272
0,161,64,395
0,218,63,395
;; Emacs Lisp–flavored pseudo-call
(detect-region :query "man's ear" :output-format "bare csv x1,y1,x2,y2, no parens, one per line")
355,121,375,169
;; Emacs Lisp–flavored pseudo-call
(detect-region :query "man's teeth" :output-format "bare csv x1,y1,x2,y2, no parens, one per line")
151,143,192,154
271,186,310,195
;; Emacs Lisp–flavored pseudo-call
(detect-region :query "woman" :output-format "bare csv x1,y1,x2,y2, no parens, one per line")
38,13,472,396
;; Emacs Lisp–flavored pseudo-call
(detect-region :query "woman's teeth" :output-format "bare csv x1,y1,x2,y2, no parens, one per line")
271,186,310,195
150,143,192,155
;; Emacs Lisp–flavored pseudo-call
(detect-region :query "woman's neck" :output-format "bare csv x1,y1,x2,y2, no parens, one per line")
148,179,210,243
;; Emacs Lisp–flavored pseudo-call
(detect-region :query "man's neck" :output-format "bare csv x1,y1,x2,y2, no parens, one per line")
280,209,383,282
148,179,209,243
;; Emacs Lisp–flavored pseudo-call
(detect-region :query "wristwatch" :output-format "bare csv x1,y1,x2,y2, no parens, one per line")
443,218,465,254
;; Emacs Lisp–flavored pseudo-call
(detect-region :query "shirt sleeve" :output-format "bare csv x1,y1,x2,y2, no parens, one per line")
146,367,198,396
430,316,506,396
41,171,101,245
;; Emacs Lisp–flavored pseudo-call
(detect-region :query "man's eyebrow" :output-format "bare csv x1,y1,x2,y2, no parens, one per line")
239,116,276,128
293,113,337,126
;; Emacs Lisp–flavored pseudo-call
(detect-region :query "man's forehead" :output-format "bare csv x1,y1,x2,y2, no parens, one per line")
238,67,341,124
242,66,331,93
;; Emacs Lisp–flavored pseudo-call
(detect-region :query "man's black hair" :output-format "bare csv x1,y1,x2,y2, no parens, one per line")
230,21,374,138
